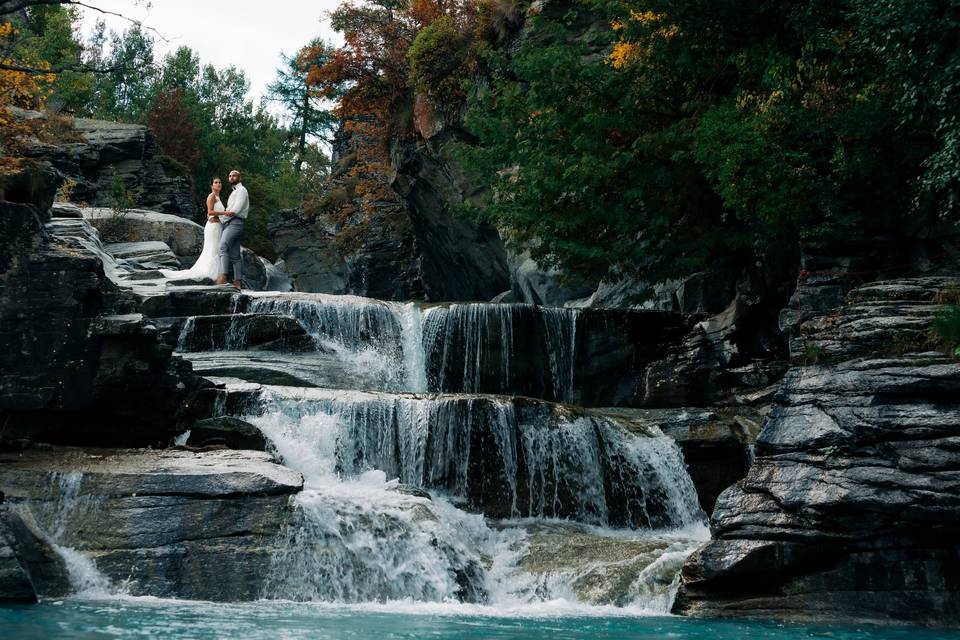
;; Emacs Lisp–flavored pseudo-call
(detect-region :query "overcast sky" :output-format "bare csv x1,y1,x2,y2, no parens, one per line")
78,0,344,111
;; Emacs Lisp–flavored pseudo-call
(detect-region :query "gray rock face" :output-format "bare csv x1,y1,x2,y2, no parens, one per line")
269,208,350,294
392,135,511,301
22,112,198,220
673,277,960,626
82,207,204,257
0,448,302,601
269,124,510,302
0,168,208,447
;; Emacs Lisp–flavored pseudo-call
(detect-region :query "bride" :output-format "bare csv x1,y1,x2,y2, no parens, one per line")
162,177,225,281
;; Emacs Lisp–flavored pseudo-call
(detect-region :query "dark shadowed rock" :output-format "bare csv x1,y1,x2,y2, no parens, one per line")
1,176,208,447
175,313,313,353
187,417,268,451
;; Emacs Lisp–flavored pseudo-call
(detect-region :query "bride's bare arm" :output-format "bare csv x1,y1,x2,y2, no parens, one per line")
206,194,221,222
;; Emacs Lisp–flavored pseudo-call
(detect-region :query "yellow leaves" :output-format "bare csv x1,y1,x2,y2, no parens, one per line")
628,10,667,26
1,20,56,172
609,42,642,70
606,8,677,70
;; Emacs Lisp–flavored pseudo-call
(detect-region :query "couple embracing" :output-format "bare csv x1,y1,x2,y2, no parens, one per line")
162,169,249,288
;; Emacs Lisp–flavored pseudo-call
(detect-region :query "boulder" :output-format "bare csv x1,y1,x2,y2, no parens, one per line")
175,313,313,353
268,208,349,294
241,247,267,291
104,241,181,269
506,249,596,306
49,201,82,218
82,207,204,257
186,417,268,451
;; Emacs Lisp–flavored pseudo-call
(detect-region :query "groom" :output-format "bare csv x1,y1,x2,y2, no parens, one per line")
214,169,249,289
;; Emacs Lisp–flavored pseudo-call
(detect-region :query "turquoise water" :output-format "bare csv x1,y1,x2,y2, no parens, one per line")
1,600,958,640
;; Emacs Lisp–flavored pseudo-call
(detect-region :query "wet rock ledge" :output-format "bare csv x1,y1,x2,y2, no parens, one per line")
0,448,303,602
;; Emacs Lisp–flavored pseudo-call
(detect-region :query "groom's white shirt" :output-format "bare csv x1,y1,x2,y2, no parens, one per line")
227,183,250,219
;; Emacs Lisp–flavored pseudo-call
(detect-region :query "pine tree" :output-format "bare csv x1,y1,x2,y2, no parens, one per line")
267,39,337,174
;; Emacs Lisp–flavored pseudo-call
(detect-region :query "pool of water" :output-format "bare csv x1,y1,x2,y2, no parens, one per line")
1,599,957,640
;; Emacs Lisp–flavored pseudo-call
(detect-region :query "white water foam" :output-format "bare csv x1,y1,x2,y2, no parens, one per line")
247,388,708,610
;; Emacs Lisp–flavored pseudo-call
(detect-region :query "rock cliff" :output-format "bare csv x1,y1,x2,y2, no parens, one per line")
0,164,207,447
16,109,197,220
673,277,960,626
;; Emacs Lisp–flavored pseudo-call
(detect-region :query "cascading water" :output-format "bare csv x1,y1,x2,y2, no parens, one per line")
13,472,114,597
176,295,586,402
170,290,709,611
244,385,707,609
420,303,581,402
251,387,703,528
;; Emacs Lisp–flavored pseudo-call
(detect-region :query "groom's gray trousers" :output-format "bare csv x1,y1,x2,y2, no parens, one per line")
218,218,244,281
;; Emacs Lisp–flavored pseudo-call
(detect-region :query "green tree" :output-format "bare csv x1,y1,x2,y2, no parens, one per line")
458,0,935,287
89,23,157,121
267,39,337,174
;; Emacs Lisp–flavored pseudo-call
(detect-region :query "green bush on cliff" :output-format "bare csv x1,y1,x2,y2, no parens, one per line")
933,305,960,357
407,16,471,112
457,0,952,286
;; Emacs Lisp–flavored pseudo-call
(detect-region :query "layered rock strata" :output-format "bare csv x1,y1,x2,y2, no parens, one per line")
673,278,960,626
0,448,302,601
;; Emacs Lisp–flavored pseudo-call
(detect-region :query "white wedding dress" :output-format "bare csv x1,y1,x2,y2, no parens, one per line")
162,197,224,280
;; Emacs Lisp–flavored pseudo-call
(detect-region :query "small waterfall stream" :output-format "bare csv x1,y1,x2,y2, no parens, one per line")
14,472,114,597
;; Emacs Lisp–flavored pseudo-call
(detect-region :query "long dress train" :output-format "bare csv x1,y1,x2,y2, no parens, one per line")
161,197,225,280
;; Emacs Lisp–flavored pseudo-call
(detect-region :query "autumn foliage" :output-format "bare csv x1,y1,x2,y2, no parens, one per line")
146,87,201,173
0,20,55,173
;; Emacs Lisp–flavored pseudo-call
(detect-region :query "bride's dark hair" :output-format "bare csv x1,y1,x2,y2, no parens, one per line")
211,176,222,184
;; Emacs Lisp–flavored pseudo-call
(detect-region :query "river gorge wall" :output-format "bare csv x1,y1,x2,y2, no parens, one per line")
1,119,959,624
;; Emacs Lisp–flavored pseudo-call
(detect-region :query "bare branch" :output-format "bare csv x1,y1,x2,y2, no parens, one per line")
0,0,169,42
0,60,141,74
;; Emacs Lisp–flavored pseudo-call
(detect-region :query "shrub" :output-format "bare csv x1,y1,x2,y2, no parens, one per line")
407,16,471,113
932,305,960,357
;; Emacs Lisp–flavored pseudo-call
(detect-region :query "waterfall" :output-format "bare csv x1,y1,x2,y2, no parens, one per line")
249,387,704,528
540,307,578,402
165,291,709,610
244,294,411,390
253,405,493,603
249,389,707,608
187,295,587,402
420,303,581,402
